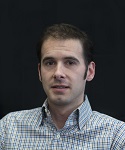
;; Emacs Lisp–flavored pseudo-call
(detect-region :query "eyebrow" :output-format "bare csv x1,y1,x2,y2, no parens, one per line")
42,56,80,63
64,57,80,63
42,57,55,63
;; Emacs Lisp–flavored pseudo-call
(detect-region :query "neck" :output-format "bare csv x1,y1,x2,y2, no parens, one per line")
48,100,83,129
49,106,73,129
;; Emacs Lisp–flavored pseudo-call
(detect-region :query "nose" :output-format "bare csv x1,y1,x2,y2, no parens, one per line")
53,63,66,80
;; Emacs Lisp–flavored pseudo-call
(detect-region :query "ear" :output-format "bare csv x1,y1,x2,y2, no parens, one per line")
38,63,42,82
86,61,95,81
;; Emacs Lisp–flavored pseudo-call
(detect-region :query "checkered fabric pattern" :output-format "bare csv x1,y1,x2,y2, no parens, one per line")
0,96,125,149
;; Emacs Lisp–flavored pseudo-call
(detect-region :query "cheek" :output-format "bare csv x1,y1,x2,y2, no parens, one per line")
71,73,85,87
41,71,52,83
75,70,86,80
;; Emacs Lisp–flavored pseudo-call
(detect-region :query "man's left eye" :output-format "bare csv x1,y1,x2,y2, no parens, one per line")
66,61,76,65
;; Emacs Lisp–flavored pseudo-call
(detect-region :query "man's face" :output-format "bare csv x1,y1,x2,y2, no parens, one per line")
38,39,95,108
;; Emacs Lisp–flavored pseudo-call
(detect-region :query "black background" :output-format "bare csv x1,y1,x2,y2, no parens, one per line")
0,0,125,121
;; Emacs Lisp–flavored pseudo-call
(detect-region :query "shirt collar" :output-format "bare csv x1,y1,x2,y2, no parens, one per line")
41,99,48,126
41,95,93,129
77,95,93,130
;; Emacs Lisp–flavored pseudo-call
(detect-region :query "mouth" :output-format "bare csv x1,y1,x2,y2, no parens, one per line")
51,85,69,89
51,85,69,93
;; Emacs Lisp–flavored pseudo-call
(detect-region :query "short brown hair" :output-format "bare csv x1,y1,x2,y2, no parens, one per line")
36,23,94,68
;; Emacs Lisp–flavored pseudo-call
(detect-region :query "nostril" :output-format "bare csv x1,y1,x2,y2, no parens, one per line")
53,74,64,79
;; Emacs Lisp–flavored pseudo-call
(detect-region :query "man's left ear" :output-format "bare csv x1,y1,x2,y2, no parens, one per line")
86,61,95,81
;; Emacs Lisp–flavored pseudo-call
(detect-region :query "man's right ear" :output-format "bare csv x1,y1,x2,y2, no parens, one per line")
38,63,42,82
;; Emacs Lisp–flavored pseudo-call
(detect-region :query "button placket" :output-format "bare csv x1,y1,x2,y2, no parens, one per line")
56,133,60,139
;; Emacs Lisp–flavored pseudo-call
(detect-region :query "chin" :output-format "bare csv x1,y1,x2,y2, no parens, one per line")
50,97,71,106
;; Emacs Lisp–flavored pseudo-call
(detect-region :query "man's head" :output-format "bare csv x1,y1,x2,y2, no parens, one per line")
37,23,94,70
37,23,95,108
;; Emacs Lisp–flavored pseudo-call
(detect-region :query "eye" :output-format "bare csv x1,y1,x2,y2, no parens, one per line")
44,60,55,66
65,60,77,66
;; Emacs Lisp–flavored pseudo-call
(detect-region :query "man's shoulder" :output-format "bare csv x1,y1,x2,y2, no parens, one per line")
0,107,42,127
91,111,125,126
90,111,125,134
90,111,125,148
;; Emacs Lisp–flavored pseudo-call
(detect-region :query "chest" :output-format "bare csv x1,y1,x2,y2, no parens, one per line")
3,124,113,150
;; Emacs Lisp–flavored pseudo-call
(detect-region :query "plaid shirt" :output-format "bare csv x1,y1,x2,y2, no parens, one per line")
0,96,125,150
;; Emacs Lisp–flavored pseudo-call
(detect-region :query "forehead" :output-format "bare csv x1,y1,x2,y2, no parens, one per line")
41,38,84,59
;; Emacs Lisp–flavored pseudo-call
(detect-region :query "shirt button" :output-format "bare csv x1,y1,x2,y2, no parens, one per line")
56,133,60,139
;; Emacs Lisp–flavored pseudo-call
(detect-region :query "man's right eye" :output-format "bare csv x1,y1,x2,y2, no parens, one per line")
44,61,55,66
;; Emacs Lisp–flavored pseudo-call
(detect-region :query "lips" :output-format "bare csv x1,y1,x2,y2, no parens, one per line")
51,85,69,89
51,85,69,93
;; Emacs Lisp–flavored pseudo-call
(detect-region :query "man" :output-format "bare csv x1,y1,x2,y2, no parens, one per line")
0,23,125,149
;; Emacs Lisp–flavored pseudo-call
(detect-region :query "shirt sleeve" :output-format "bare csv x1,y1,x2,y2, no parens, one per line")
0,116,6,149
111,122,125,150
0,113,13,150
